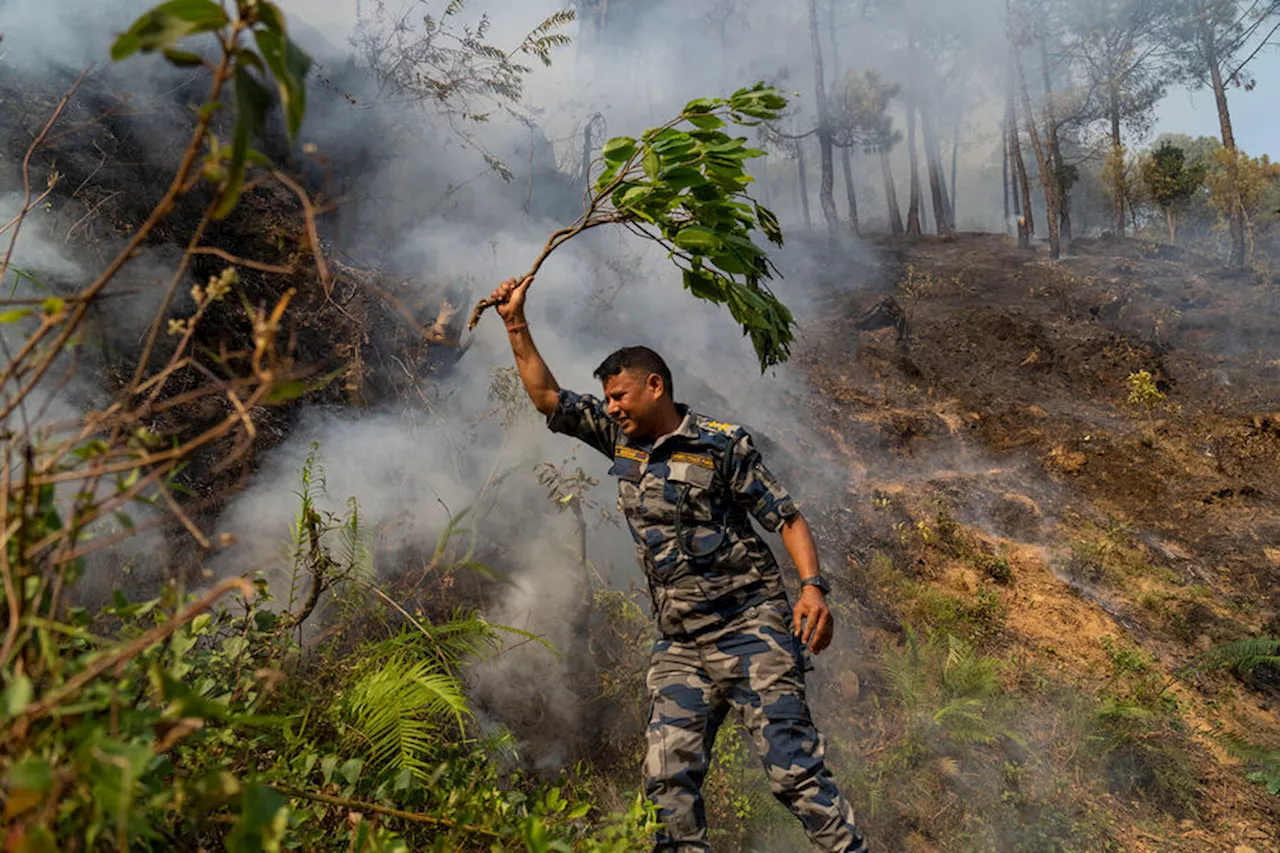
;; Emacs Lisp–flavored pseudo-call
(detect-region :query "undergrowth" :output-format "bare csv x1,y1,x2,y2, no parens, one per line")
1,447,659,851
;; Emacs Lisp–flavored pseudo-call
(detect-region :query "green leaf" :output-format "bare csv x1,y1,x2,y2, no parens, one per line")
601,136,637,165
686,114,725,130
111,0,228,61
658,166,706,190
3,674,33,718
162,48,205,67
683,269,725,302
340,758,363,787
257,1,286,32
616,185,653,208
673,226,722,253
216,64,273,220
709,252,750,275
13,825,57,852
153,0,229,23
227,784,288,853
265,366,344,404
0,309,32,324
265,381,309,404
253,29,313,141
683,97,721,115
5,757,53,817
642,148,661,181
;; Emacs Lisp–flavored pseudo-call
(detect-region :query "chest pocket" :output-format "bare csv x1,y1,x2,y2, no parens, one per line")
668,450,730,559
608,445,649,483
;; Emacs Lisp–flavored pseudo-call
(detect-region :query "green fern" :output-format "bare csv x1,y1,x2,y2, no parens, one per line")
1211,728,1280,796
940,633,1000,698
882,625,926,713
932,697,998,745
338,497,373,584
1183,636,1280,678
285,442,327,615
337,650,472,782
380,609,504,668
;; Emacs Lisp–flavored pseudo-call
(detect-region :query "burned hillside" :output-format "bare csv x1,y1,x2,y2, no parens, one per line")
3,0,1280,851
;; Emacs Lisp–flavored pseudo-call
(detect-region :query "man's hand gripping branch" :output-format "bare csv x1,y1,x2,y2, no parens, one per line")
488,276,560,417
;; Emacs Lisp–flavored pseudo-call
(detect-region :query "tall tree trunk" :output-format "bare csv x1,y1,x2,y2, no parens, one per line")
1038,21,1071,245
1016,48,1061,259
828,0,859,235
1003,109,1011,232
1007,71,1032,249
840,148,860,235
1167,207,1177,244
880,149,905,235
949,119,960,227
1109,87,1126,237
921,107,951,235
906,103,923,236
1205,23,1244,267
808,0,839,240
1011,116,1033,249
797,143,812,229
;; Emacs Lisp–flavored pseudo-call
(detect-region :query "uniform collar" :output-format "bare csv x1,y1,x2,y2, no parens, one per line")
651,404,700,452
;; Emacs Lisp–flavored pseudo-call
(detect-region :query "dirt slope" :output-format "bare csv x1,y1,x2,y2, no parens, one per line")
781,232,1279,852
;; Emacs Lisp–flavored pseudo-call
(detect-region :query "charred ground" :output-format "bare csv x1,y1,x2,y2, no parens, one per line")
766,231,1280,852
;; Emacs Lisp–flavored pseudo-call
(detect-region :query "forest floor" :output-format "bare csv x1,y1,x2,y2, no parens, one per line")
725,231,1280,853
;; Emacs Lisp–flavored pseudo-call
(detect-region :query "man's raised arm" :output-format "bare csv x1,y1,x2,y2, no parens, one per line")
488,276,560,416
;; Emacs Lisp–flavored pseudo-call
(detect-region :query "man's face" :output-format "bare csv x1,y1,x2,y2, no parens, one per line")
602,369,664,439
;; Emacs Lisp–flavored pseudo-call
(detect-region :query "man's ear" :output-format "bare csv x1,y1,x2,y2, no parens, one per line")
646,372,666,399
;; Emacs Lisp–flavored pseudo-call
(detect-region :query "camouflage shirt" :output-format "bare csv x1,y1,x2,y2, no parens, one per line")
547,389,800,638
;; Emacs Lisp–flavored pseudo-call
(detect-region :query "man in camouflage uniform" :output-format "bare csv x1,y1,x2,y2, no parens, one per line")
488,276,869,852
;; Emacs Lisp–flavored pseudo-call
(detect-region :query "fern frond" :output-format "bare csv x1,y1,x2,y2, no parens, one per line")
1184,636,1280,677
933,698,997,744
939,634,1000,699
945,633,965,672
338,653,472,781
1210,728,1280,794
1097,697,1154,723
882,643,927,712
340,497,373,582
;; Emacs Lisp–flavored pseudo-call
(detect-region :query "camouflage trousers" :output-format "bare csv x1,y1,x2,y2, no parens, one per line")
644,598,868,853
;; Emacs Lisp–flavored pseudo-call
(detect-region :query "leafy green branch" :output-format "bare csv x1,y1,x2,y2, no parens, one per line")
468,84,795,371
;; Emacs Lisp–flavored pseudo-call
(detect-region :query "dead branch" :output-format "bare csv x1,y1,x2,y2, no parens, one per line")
272,170,332,296
190,246,296,276
274,786,501,838
0,72,87,283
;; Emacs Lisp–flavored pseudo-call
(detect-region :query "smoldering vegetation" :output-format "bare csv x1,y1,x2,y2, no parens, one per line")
2,0,1279,850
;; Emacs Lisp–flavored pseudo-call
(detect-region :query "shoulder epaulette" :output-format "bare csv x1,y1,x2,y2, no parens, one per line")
696,416,745,438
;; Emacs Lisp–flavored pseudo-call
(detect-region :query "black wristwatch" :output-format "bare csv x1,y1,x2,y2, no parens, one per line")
800,575,831,595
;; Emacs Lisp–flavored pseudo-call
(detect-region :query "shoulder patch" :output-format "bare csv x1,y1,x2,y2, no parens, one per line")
671,451,715,469
700,419,741,436
615,445,649,463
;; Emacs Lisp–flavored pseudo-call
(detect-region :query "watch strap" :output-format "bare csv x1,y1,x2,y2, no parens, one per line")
800,575,830,594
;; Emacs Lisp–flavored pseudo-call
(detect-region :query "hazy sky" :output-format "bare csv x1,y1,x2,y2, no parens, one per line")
279,0,1279,156
1156,51,1280,154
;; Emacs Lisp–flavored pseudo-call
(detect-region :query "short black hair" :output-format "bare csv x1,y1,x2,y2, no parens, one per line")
593,346,673,397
